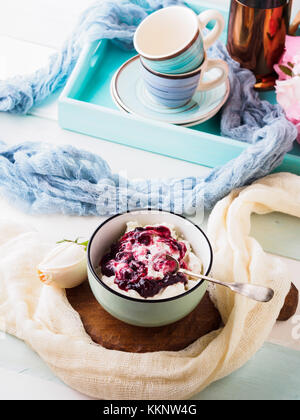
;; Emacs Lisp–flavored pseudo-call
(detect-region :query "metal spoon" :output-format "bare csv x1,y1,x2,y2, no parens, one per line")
166,255,274,303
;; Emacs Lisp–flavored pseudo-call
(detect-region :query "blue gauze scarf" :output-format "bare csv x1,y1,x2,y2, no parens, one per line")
0,0,297,216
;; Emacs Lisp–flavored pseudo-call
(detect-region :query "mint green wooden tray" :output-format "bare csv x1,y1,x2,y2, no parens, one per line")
58,0,300,176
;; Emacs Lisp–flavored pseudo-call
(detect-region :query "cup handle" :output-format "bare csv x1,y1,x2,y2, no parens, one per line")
197,10,225,49
197,59,228,91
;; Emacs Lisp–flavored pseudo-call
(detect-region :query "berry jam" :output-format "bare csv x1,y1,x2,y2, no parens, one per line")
100,225,188,298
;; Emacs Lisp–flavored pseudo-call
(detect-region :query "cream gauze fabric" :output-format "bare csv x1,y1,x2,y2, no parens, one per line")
0,172,297,399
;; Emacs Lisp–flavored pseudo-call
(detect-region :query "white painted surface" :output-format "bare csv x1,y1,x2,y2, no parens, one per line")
0,368,92,400
0,0,299,400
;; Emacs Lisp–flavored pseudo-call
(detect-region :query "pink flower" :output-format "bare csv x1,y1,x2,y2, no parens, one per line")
276,76,300,143
274,36,300,80
276,76,300,107
283,36,300,62
285,103,300,121
274,35,300,143
293,55,300,76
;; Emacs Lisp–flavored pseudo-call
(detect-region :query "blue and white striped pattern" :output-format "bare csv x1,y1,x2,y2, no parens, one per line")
141,61,201,107
141,33,204,74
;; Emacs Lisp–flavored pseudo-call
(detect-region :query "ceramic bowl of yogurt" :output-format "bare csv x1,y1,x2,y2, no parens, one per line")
87,209,213,327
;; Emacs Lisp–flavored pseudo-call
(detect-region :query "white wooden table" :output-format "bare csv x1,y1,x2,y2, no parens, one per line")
0,0,299,400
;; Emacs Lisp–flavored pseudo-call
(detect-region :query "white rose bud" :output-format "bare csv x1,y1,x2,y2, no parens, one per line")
37,241,87,289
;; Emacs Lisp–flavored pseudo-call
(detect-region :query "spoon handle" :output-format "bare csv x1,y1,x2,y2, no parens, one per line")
180,269,274,303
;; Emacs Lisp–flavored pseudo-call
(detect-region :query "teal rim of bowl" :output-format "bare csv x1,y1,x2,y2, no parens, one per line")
87,208,213,304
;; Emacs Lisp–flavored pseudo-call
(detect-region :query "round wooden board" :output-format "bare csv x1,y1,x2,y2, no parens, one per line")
66,282,299,353
66,281,222,353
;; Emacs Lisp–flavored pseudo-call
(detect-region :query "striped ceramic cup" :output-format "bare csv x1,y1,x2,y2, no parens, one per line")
140,53,228,108
134,6,225,75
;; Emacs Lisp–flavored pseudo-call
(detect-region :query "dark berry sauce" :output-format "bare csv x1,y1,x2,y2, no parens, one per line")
100,225,188,298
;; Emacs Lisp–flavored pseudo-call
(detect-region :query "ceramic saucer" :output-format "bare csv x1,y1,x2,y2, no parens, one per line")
111,85,222,127
111,55,230,126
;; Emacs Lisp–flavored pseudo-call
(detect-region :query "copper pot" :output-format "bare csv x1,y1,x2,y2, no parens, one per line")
227,0,293,90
